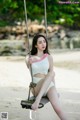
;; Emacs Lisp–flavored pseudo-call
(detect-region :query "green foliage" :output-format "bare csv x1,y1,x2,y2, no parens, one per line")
0,0,80,28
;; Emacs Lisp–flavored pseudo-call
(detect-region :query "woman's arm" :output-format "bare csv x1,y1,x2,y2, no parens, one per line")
48,55,55,84
25,56,33,69
25,56,30,68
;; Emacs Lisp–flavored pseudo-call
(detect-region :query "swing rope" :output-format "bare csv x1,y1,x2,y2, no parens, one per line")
23,0,33,79
44,0,48,38
22,0,48,109
23,0,36,101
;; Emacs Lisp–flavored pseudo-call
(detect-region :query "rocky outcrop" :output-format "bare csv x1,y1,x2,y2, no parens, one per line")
0,20,80,53
0,40,26,56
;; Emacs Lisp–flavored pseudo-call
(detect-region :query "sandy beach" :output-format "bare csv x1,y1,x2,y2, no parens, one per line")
0,51,80,120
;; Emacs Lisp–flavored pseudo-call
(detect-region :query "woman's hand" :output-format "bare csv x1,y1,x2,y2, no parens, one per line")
28,57,33,65
25,56,33,68
28,56,39,64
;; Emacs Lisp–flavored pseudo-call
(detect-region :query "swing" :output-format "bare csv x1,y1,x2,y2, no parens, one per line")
21,82,49,109
21,0,49,110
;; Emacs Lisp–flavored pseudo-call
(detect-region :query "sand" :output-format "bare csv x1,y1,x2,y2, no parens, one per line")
0,51,80,120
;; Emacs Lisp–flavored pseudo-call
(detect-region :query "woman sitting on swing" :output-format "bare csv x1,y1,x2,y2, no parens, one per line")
26,34,67,120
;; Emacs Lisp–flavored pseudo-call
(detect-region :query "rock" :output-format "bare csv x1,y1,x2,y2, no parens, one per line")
49,33,61,49
0,20,80,49
28,24,45,35
58,29,66,39
0,33,5,39
47,26,53,33
52,25,62,32
0,40,26,56
66,31,80,49
0,26,11,33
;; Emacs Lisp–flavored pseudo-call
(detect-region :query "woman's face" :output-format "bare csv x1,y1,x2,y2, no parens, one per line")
36,37,47,51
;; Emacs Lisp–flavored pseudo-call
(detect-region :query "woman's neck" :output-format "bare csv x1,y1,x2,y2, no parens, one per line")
37,50,44,57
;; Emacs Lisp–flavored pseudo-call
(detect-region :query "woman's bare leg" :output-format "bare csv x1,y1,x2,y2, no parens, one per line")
31,73,55,110
31,78,45,110
47,87,67,120
31,78,45,97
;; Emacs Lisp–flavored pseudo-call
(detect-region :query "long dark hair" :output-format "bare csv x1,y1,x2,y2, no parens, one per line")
31,34,50,55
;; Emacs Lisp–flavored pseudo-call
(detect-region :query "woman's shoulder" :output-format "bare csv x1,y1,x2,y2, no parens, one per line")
25,55,35,61
25,55,34,59
47,54,54,67
47,54,53,60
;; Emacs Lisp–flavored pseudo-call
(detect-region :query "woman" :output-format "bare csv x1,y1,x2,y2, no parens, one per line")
26,34,67,120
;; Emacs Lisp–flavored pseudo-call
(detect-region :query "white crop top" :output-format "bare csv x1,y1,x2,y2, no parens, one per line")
31,54,49,75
